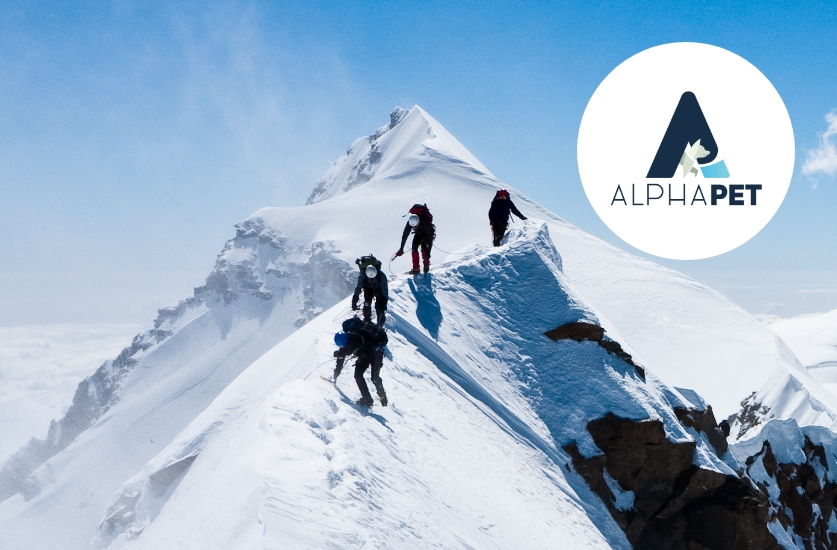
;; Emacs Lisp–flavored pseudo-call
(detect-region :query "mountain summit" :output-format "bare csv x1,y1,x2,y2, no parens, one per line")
307,105,491,205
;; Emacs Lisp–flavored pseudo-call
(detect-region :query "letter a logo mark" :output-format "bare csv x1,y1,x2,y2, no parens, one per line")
646,92,730,179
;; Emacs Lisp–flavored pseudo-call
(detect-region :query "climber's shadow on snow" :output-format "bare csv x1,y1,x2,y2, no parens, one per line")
408,275,443,340
333,383,393,431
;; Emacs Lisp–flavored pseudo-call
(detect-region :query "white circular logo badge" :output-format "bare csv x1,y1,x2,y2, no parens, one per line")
577,42,794,260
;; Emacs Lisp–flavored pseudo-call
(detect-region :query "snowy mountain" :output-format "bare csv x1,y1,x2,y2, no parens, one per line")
1,105,834,548
306,106,491,205
95,222,774,549
725,311,837,442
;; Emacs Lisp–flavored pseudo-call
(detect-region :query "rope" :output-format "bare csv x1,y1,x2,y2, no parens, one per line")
331,304,353,322
431,242,473,256
387,256,398,279
303,357,341,380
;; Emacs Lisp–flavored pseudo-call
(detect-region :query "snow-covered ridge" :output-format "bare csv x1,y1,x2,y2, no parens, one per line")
306,105,492,205
0,212,356,500
2,104,514,549
95,221,736,549
728,336,837,442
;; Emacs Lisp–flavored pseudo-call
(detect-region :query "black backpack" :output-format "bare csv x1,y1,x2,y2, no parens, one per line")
341,317,387,353
355,254,382,272
357,323,388,349
342,317,365,333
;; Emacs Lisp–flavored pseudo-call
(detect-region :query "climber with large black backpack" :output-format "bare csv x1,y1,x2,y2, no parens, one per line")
393,203,436,275
333,317,389,407
352,254,388,326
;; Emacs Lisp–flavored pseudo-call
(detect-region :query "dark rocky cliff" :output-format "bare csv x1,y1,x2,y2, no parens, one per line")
566,410,837,549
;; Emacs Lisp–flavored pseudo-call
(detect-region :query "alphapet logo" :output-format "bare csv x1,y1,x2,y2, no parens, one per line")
646,92,729,179
578,43,794,260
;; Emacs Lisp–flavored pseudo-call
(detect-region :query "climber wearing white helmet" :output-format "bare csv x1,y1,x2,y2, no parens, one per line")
351,255,388,326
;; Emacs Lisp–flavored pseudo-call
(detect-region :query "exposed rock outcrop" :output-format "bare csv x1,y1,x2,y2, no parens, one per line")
675,406,729,456
730,391,772,441
733,421,837,549
569,406,837,550
565,413,781,550
545,321,644,379
751,439,836,549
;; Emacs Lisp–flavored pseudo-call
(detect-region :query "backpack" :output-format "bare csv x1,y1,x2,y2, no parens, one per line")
355,254,382,273
340,317,387,354
357,322,388,349
342,317,365,333
409,204,433,223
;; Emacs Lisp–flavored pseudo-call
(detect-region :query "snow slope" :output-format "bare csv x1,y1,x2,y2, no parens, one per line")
0,227,356,547
771,309,837,396
96,222,732,549
728,339,837,440
253,106,798,420
720,309,837,442
724,311,837,440
0,104,820,548
306,106,490,205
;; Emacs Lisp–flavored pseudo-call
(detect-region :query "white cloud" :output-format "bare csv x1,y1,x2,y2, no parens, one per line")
802,110,837,178
797,288,837,294
0,323,140,461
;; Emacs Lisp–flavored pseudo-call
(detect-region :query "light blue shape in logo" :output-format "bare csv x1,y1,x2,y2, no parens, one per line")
700,160,730,178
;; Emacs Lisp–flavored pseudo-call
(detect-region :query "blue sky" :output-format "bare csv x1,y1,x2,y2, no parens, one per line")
1,0,836,325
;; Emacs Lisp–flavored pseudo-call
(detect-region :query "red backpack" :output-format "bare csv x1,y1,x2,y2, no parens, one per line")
409,204,433,222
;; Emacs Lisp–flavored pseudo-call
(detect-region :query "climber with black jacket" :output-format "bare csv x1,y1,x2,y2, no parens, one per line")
333,317,388,407
394,204,435,274
488,189,526,246
352,255,388,326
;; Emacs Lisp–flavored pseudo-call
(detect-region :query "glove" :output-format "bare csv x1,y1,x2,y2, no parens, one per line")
395,249,403,257
521,216,527,220
351,299,359,311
